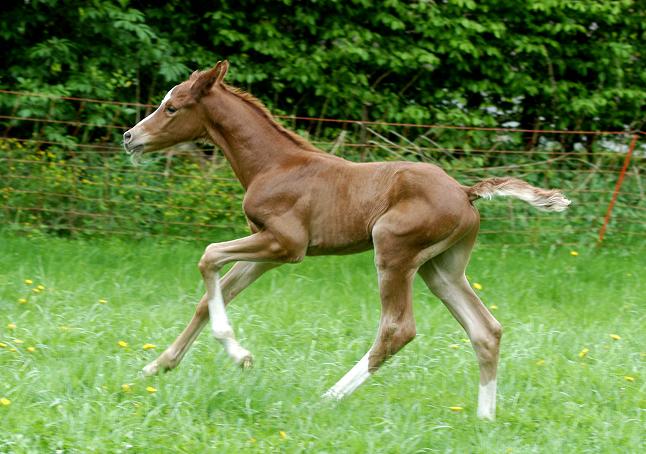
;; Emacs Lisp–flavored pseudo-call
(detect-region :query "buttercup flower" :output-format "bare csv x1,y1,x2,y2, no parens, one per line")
490,304,498,310
279,431,287,440
473,283,483,290
18,298,27,304
578,348,589,358
27,347,36,353
449,406,463,412
610,334,621,340
24,279,33,285
624,376,635,382
0,397,10,406
142,343,156,350
535,359,545,366
118,340,128,348
98,299,107,305
37,285,45,291
146,386,157,393
570,250,579,256
121,384,132,392
7,323,16,330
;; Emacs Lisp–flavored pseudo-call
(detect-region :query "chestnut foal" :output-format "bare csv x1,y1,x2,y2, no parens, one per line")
123,61,570,420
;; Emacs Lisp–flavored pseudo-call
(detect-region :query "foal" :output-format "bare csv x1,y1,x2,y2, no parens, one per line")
123,61,570,420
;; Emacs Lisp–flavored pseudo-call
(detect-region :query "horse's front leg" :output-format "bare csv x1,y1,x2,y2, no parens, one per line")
142,261,279,376
198,230,305,367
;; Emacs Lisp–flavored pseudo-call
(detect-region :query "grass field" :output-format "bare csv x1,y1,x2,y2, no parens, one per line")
1,233,644,453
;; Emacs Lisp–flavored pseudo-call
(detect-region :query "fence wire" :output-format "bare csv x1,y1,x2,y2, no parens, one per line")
1,90,644,246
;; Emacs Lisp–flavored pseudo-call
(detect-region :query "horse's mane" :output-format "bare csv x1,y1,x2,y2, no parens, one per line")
222,84,321,153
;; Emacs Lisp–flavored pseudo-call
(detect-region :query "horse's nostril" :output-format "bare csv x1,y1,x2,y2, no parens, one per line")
123,131,132,143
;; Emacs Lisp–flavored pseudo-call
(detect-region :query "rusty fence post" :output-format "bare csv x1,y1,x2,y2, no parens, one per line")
597,133,640,244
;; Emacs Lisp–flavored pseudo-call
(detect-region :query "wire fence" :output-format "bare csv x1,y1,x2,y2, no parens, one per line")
1,90,644,247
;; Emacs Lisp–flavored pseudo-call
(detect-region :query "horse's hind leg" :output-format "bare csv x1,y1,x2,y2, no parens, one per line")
324,220,422,399
323,261,417,399
418,231,502,420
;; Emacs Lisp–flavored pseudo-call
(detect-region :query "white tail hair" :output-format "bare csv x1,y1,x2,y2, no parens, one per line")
466,177,571,212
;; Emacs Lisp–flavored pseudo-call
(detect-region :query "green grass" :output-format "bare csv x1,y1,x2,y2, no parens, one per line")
1,233,644,453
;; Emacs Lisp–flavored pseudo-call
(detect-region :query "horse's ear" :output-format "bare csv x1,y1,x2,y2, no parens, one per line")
216,60,229,84
190,61,228,100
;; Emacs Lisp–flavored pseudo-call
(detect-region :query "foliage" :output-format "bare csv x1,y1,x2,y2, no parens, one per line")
1,137,643,243
1,1,644,241
1,0,644,141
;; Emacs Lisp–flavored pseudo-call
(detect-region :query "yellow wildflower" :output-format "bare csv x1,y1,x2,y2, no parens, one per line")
98,299,108,304
473,283,483,290
624,376,635,382
570,251,579,256
7,323,16,330
24,279,33,285
449,406,463,412
37,284,45,291
59,325,70,332
32,288,41,294
27,346,36,353
249,437,257,444
146,386,157,393
462,338,470,343
142,343,156,350
490,304,498,310
14,339,24,344
18,298,28,304
0,397,10,406
449,344,460,349
535,359,545,366
121,384,132,392
118,340,128,348
610,334,621,341
578,347,589,358
0,342,6,348
279,431,287,440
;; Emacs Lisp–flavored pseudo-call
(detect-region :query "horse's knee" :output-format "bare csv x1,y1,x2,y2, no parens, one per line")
195,298,209,319
198,244,223,274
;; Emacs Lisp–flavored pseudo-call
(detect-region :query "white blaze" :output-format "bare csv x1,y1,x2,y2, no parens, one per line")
137,86,175,127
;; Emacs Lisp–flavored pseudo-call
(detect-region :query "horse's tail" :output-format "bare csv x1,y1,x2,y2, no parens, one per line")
464,177,571,212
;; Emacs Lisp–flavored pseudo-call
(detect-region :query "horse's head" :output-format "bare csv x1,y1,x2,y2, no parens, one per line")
123,60,229,159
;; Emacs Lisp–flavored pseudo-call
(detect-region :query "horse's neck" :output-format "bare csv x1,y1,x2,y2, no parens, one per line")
204,90,303,189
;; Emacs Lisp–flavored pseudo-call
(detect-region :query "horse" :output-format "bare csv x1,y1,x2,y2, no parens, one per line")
123,61,570,420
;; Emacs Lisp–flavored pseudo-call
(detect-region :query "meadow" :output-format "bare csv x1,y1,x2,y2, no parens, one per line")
0,233,644,453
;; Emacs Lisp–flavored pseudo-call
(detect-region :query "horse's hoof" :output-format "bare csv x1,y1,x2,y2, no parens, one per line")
239,354,253,369
142,361,161,376
322,389,343,400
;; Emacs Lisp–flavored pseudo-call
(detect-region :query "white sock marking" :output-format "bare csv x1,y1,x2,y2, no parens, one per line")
323,351,372,400
477,379,497,420
208,272,251,365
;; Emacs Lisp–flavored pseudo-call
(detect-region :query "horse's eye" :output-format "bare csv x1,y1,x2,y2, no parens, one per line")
167,106,178,114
